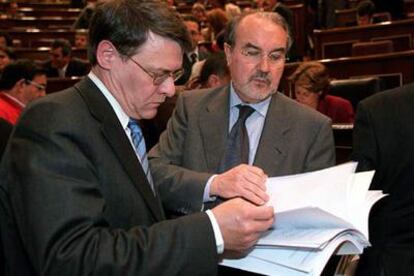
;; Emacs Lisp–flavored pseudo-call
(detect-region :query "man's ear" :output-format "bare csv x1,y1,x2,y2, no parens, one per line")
207,74,221,88
96,40,117,70
16,78,26,89
224,43,232,66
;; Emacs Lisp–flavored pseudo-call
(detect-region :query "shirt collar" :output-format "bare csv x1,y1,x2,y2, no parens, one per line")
88,71,130,130
0,92,25,108
229,82,271,117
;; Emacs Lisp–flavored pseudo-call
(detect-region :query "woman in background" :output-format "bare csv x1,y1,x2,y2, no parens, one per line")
289,61,354,123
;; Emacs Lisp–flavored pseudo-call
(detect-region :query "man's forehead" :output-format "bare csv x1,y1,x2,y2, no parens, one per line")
235,15,286,42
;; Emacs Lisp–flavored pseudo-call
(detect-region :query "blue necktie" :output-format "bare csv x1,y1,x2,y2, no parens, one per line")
128,119,155,193
218,105,255,173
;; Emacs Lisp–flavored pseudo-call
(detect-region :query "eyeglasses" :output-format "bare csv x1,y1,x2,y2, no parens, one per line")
128,57,184,86
234,45,286,65
25,79,46,91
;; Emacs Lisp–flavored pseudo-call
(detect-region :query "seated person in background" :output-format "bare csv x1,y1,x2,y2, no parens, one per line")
192,3,208,29
357,0,376,26
0,0,22,19
187,51,230,89
203,8,229,51
0,59,47,125
72,0,99,29
40,39,90,78
175,15,209,86
199,51,230,88
0,47,16,75
74,29,88,48
289,61,354,124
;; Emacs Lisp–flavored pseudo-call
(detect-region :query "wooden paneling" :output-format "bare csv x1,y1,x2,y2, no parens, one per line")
18,7,81,18
313,19,414,59
4,29,76,47
46,76,83,94
14,47,87,61
0,17,76,29
289,4,306,58
280,50,414,95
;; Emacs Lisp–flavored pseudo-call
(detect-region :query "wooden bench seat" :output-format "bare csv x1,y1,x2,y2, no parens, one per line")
313,19,414,59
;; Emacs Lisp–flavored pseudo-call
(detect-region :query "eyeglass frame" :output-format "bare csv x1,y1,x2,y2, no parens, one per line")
127,57,184,86
226,42,287,65
25,79,47,91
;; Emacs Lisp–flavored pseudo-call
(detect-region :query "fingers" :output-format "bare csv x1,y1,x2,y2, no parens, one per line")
212,198,275,252
236,165,269,204
211,164,269,204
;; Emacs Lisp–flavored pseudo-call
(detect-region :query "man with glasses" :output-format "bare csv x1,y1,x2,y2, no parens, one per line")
149,12,335,221
0,1,275,275
0,59,46,125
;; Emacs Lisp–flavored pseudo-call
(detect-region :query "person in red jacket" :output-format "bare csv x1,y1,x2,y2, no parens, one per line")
0,59,47,124
289,61,354,123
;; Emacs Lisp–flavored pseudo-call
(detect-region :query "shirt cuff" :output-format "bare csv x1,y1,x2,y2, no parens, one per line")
206,209,224,254
203,174,217,202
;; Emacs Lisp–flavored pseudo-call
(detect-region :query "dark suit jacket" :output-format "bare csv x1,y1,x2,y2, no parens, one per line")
352,82,414,275
149,85,335,214
0,118,12,158
0,77,217,275
41,58,91,78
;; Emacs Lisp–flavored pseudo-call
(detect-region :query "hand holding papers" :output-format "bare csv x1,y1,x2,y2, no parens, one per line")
221,162,386,275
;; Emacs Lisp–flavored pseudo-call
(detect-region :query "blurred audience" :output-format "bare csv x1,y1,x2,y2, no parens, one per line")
203,8,228,51
175,15,210,86
74,29,89,48
289,61,354,123
192,3,208,29
0,0,22,19
357,0,376,26
198,51,230,88
186,51,230,89
0,59,47,125
224,3,241,19
0,47,16,75
72,0,99,29
40,39,90,78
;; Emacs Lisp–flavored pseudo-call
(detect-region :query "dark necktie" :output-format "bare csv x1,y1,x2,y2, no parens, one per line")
218,105,255,173
128,119,155,193
190,52,197,65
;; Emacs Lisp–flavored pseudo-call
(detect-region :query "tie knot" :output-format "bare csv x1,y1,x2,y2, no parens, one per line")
237,105,255,122
128,119,143,135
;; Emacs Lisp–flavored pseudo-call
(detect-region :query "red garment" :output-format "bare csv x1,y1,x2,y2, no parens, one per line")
0,93,24,125
317,95,354,123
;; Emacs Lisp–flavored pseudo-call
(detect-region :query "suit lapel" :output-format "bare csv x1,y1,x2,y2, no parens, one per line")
254,93,291,176
74,78,165,221
199,86,230,172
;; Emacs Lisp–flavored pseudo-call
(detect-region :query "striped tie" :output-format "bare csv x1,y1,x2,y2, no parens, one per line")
128,119,155,193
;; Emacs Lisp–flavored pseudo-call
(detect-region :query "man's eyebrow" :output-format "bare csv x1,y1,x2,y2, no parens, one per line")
242,42,286,53
242,42,260,50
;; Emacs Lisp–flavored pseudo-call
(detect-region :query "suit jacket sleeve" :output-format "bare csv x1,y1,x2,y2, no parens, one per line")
303,116,336,172
149,93,211,215
351,101,378,172
3,95,217,275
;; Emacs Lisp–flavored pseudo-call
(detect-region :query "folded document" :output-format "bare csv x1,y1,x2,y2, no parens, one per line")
221,162,386,275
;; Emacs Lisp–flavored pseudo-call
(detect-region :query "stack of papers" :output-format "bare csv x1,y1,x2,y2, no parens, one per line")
221,162,386,275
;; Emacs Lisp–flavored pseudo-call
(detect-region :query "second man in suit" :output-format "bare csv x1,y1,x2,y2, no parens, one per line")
149,11,335,215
